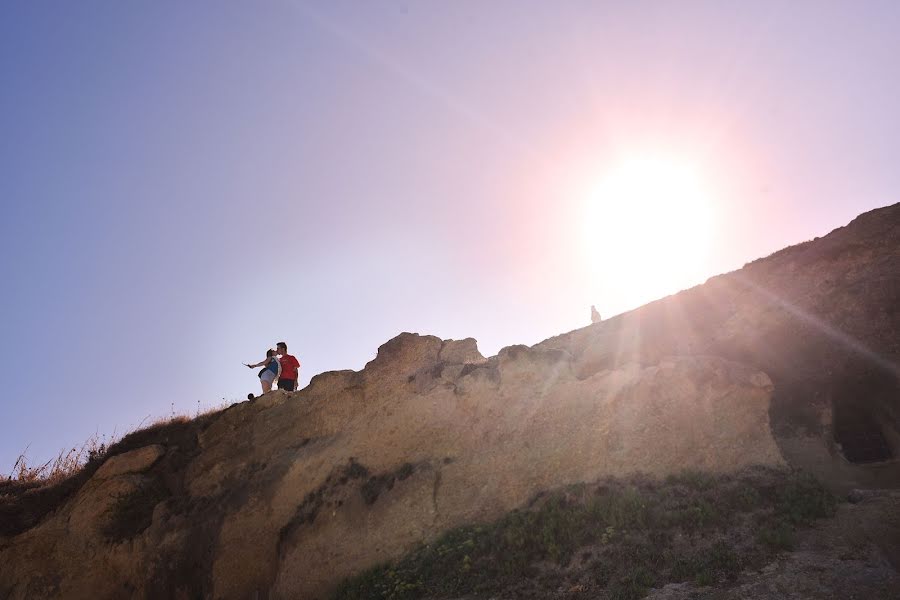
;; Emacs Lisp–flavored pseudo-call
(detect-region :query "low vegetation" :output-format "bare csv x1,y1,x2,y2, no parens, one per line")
1,401,231,488
0,402,231,538
2,434,112,489
333,467,836,600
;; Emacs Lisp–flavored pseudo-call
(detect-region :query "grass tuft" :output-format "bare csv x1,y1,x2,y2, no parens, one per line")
2,434,112,489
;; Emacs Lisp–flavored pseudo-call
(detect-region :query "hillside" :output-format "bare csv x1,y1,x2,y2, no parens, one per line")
1,203,898,600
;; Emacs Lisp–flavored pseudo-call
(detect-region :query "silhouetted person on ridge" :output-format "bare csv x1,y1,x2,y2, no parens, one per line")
276,341,301,391
591,305,602,324
244,348,281,394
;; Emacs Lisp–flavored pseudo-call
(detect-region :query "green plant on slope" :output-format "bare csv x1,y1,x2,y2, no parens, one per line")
332,468,836,600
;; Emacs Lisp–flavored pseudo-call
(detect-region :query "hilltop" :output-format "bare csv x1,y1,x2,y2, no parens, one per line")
1,203,898,599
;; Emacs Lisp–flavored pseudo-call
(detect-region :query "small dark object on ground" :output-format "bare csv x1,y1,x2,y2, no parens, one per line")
248,393,255,401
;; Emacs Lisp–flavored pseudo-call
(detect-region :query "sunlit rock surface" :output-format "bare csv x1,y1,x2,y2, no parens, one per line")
1,203,898,599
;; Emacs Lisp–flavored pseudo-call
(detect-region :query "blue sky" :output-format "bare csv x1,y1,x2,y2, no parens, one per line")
2,1,900,472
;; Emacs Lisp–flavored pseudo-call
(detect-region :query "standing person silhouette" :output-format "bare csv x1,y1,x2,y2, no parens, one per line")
276,341,301,391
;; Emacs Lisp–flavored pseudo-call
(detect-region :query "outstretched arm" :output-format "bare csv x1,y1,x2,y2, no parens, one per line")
245,358,266,368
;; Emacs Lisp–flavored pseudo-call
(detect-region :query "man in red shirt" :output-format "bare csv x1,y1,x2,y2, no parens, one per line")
276,341,301,391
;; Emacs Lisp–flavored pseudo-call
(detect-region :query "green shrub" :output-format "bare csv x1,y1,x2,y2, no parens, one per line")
332,468,837,600
774,473,836,525
757,519,794,550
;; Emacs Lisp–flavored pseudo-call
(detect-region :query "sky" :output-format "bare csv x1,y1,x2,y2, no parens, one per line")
2,1,900,473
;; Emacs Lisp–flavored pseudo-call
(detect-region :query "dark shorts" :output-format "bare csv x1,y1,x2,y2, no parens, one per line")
277,379,296,391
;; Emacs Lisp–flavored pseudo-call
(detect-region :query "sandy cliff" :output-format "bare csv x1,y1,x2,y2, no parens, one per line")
1,203,898,599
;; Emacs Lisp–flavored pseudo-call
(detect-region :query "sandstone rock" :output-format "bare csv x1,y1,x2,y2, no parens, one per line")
363,332,442,384
1,203,899,599
438,337,484,364
93,444,165,480
68,474,147,536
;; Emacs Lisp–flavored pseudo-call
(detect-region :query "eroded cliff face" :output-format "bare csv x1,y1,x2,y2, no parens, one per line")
1,204,898,600
539,202,900,489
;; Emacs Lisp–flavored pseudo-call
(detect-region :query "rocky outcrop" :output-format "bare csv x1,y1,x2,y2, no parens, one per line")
1,204,898,599
92,445,164,480
539,203,900,491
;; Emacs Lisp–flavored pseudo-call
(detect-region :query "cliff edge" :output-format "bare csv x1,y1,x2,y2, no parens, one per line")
1,204,898,599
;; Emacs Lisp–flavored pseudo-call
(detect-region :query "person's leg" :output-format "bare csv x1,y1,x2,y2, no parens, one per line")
262,379,273,393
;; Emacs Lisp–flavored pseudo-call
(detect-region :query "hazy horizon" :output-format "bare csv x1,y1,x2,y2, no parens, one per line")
3,1,900,473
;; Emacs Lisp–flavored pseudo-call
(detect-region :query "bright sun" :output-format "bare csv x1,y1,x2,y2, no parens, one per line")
583,154,714,314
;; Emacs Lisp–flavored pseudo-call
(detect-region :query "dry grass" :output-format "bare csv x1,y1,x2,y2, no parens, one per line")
6,433,113,487
2,398,233,487
1,398,234,538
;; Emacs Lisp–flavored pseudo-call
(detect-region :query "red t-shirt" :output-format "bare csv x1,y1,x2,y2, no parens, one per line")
279,354,300,380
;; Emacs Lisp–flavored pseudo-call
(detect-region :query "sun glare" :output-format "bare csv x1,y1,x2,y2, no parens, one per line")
583,154,715,314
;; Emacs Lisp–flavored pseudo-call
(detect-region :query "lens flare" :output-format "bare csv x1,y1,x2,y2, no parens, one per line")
583,154,715,314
